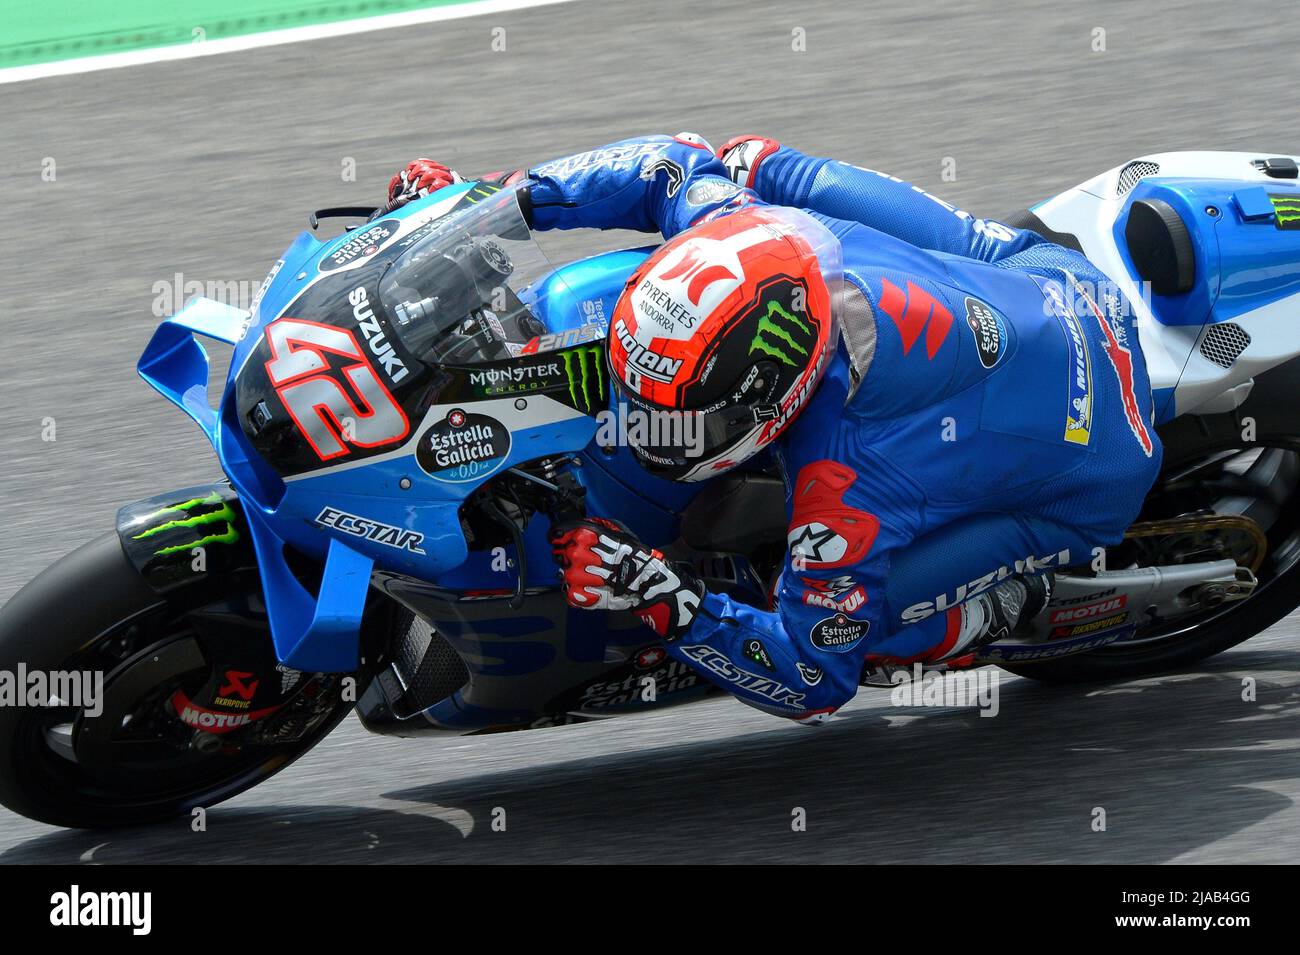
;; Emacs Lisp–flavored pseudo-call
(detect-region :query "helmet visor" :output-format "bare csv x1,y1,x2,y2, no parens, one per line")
615,385,768,475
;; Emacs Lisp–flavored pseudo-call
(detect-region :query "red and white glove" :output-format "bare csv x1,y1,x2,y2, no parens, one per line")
550,518,704,640
386,158,462,210
715,135,781,189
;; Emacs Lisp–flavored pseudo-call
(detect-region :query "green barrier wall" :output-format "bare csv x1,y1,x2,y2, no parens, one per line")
2,0,477,69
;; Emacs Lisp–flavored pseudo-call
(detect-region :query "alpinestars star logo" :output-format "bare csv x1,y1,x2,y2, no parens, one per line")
721,138,777,188
786,461,880,570
750,300,813,367
788,523,843,564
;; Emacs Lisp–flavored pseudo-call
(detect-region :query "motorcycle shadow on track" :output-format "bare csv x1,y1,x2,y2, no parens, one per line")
3,648,1299,864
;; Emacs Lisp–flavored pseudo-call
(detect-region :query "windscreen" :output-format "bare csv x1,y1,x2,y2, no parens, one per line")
378,185,575,365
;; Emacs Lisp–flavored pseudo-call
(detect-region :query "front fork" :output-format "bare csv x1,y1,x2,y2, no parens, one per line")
111,482,351,751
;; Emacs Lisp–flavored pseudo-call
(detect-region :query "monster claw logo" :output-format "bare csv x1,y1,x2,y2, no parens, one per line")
131,491,240,557
559,343,607,413
750,300,812,366
460,183,503,205
1272,194,1300,230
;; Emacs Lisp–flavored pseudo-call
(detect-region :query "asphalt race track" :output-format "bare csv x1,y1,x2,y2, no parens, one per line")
2,0,1299,863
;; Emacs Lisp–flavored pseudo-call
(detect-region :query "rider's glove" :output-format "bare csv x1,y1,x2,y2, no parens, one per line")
715,135,781,189
386,158,462,210
477,168,528,188
550,518,704,641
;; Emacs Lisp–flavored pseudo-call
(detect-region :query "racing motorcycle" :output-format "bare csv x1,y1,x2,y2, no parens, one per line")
2,152,1299,828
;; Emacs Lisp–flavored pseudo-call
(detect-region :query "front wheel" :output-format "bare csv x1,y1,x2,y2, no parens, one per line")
0,532,355,828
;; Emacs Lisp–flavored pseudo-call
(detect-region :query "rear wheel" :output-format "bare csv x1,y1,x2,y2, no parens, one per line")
0,532,355,828
1005,381,1300,682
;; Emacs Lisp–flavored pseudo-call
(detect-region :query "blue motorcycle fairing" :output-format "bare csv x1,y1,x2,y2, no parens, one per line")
1109,177,1300,424
1212,182,1300,322
1113,177,1300,328
1111,179,1223,330
137,297,375,670
137,296,253,443
138,186,707,675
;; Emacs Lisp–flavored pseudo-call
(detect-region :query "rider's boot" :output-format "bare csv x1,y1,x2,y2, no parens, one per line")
859,574,1053,684
943,572,1054,659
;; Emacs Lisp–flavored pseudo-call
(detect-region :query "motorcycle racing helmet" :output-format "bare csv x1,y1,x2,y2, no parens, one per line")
607,205,841,482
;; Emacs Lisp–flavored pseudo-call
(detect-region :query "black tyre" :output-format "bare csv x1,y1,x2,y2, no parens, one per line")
0,532,354,828
1005,358,1300,683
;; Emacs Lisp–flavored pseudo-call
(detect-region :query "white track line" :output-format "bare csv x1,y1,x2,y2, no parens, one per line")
0,0,581,86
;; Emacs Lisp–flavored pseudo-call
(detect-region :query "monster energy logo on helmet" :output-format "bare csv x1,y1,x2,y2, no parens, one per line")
131,491,240,556
749,300,813,367
1272,194,1300,230
559,343,606,413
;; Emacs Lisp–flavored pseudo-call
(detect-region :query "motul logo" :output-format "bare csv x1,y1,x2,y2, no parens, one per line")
179,706,251,731
171,689,277,734
878,278,953,359
1049,595,1127,624
803,589,866,613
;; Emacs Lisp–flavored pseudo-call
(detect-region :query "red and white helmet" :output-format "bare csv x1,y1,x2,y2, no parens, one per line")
608,206,841,481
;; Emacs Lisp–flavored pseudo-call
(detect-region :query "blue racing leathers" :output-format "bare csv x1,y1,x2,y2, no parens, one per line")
525,134,1163,722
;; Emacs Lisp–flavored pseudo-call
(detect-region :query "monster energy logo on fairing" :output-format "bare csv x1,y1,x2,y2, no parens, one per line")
750,300,811,366
559,344,606,412
131,491,240,556
1272,194,1300,230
